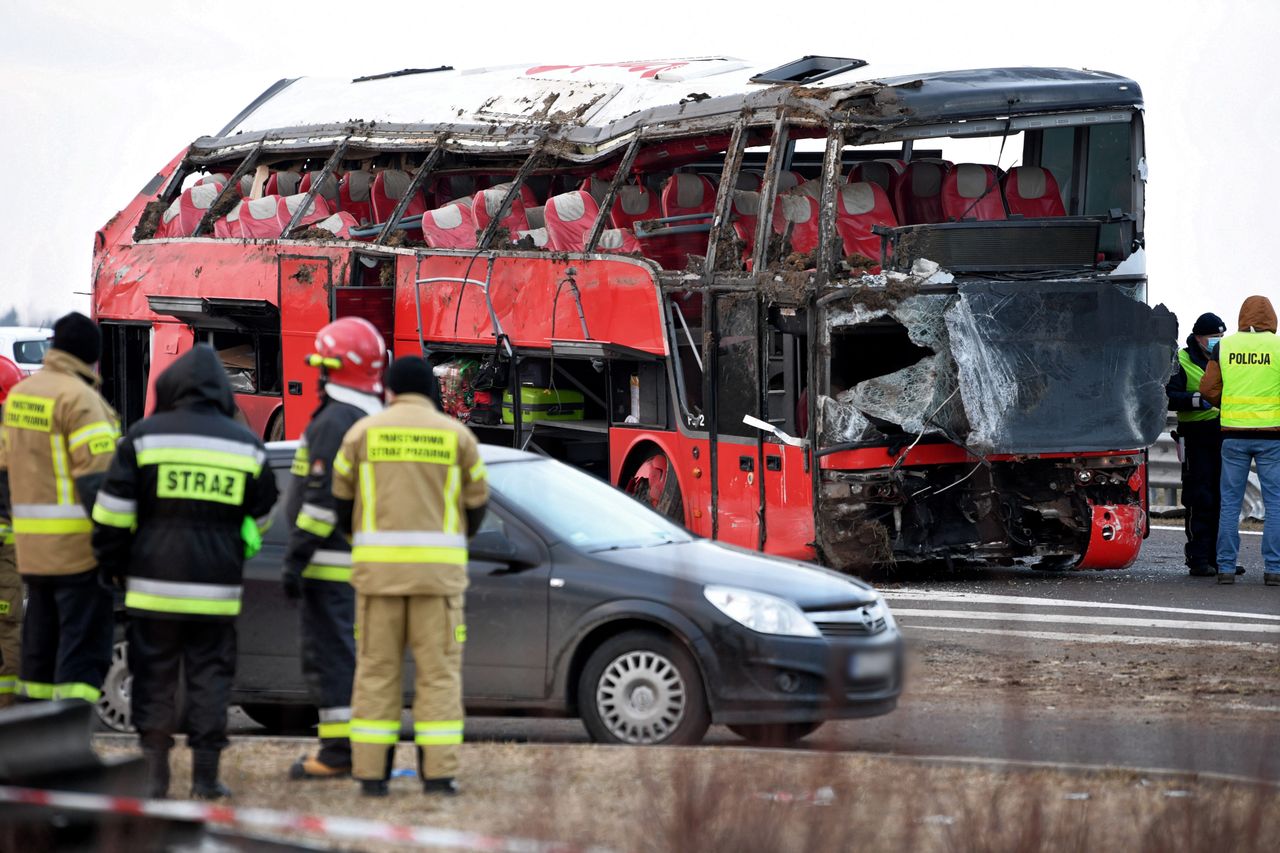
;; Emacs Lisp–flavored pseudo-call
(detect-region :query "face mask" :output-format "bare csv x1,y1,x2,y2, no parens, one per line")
1206,336,1222,351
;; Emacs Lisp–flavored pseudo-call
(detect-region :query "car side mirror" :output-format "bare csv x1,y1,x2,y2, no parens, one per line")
470,529,539,568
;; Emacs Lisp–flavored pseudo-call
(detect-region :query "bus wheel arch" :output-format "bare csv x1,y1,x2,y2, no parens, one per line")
265,406,286,442
619,441,685,526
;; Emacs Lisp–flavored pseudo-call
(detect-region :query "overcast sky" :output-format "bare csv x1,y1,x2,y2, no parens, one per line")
1,0,1274,336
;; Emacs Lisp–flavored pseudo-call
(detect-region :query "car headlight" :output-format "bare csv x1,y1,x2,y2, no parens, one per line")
703,585,821,638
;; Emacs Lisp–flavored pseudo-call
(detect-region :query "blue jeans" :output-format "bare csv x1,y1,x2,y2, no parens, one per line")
1216,438,1280,575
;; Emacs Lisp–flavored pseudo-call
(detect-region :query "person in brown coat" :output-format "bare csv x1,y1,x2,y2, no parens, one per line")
1199,295,1280,585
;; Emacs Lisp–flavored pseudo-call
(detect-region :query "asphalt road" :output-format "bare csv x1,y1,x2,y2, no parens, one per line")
230,526,1279,778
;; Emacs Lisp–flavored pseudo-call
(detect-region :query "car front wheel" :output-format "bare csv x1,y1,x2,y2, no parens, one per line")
578,630,710,746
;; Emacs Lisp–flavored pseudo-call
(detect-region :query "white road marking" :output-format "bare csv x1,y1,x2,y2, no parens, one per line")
892,608,1280,634
880,590,1280,623
1151,524,1262,536
905,625,1272,649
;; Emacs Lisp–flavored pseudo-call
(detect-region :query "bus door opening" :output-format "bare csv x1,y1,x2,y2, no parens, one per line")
335,251,396,353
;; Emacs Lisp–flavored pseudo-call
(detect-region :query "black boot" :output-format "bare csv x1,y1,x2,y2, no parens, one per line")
361,779,389,797
190,749,231,800
418,746,459,796
142,747,171,799
422,777,460,797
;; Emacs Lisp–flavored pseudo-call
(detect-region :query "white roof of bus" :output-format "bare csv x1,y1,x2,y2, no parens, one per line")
226,58,849,136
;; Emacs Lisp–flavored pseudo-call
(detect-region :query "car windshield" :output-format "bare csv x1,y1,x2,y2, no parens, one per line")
487,458,693,551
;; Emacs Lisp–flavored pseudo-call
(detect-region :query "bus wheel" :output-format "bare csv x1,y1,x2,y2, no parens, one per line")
266,409,285,442
626,452,684,525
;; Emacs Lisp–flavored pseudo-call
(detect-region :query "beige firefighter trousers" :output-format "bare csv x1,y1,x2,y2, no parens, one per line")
0,544,22,707
350,593,465,781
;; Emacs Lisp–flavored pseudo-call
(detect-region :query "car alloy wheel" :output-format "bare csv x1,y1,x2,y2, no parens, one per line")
597,650,686,744
579,630,710,746
96,640,134,733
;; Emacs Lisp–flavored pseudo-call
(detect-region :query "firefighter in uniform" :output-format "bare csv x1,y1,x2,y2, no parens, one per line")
332,356,488,797
1166,312,1228,576
1200,295,1280,586
0,313,119,705
282,317,386,780
92,345,278,798
0,356,27,708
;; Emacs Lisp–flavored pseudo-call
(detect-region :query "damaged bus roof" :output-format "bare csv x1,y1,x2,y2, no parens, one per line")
193,59,1142,161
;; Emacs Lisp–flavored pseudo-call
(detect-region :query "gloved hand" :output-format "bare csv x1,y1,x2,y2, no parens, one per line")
282,567,302,601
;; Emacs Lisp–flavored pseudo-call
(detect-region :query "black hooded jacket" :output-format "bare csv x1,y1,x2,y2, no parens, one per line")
91,345,278,620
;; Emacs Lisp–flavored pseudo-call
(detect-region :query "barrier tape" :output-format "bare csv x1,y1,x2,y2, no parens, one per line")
0,785,614,852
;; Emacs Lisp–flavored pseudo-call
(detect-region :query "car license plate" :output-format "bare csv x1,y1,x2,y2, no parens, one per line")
849,649,895,680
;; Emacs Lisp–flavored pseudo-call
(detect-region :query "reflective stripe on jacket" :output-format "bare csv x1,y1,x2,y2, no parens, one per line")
283,397,374,585
90,345,279,621
332,394,487,596
1218,331,1280,429
0,349,120,575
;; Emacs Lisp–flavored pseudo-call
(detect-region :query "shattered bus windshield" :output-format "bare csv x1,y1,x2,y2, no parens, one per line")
95,59,1175,575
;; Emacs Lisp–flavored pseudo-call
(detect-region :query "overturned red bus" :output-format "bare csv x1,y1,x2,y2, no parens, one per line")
92,57,1175,572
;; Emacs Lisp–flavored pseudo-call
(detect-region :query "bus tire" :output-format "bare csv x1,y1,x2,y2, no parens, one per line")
625,451,684,526
266,408,285,442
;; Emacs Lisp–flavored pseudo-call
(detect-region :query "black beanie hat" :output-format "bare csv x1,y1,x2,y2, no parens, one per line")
1191,312,1227,336
51,312,102,366
386,356,435,397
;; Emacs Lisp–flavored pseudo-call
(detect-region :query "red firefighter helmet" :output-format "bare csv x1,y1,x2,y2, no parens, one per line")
0,356,23,404
308,317,387,394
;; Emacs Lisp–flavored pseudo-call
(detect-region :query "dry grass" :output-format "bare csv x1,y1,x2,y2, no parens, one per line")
94,739,1278,853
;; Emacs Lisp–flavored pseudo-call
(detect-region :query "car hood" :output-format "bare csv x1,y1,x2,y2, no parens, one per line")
591,539,878,610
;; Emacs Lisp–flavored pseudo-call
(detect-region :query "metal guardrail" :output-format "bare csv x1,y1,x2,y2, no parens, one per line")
1148,430,1265,520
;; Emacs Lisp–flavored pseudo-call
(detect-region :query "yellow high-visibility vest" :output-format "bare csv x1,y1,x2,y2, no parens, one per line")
1218,331,1280,429
1176,349,1218,423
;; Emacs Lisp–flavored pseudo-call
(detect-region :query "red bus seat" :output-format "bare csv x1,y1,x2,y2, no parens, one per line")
471,188,529,235
1002,166,1066,218
730,190,760,258
156,182,223,238
835,182,898,265
597,227,642,254
236,194,331,239
610,184,660,231
212,203,241,239
652,174,716,266
265,171,301,197
735,170,763,191
847,160,901,194
545,191,598,252
776,170,805,195
195,174,228,188
298,172,340,210
488,182,539,209
941,164,1006,221
516,228,549,248
891,160,949,225
420,203,476,249
578,176,611,206
661,173,716,219
772,192,820,255
430,175,478,208
339,170,374,225
371,169,429,226
313,211,359,239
